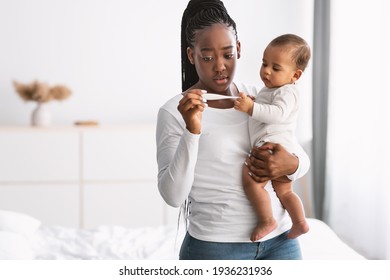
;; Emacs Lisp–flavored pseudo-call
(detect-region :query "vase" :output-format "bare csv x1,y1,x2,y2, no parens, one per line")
31,102,51,126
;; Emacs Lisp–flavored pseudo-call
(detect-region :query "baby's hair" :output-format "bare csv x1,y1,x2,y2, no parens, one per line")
181,0,238,91
269,34,311,71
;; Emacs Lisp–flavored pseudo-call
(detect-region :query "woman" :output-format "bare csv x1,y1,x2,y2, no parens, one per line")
156,0,310,260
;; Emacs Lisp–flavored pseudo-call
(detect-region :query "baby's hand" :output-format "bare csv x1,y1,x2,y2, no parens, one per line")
234,92,254,115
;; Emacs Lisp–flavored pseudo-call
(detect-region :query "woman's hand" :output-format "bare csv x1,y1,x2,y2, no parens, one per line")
177,89,207,134
245,142,299,182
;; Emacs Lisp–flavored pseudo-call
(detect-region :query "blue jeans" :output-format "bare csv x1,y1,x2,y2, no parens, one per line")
179,231,302,260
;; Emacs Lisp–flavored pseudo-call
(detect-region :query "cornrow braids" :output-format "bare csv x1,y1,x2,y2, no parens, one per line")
269,34,311,71
181,0,238,91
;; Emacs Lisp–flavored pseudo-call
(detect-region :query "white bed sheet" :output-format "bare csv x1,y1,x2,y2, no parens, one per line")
31,224,181,260
30,218,365,260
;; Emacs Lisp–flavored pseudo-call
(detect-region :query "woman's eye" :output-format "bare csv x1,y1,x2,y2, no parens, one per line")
202,56,213,62
225,53,234,59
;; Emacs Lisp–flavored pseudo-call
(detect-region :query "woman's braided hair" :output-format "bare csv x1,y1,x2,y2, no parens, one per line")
181,0,238,91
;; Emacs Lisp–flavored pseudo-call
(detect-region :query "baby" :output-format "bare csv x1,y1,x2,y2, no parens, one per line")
234,34,311,241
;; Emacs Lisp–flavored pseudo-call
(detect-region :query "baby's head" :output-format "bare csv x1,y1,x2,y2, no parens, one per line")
261,34,311,88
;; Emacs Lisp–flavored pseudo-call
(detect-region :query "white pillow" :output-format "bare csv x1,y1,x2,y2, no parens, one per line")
0,210,41,238
0,231,35,260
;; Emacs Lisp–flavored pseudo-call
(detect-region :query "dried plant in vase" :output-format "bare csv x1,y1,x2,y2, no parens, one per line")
13,80,72,126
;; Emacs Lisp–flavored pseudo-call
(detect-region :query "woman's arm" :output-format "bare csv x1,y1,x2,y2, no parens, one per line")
156,109,200,207
245,142,310,183
156,90,206,207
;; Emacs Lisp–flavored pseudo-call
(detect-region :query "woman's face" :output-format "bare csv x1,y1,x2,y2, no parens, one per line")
187,23,240,94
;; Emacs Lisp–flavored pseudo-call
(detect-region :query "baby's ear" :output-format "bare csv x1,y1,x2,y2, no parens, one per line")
292,69,303,82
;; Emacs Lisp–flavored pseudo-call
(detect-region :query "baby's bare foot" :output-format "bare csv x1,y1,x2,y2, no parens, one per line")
287,220,309,239
251,219,277,242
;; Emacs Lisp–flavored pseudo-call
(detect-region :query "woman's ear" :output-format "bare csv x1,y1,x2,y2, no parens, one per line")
236,40,241,59
187,47,194,64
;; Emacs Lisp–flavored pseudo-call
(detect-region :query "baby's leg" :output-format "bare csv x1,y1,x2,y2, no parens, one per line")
242,164,277,241
272,180,309,239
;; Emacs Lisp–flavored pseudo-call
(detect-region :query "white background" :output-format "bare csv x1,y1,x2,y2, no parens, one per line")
0,0,313,142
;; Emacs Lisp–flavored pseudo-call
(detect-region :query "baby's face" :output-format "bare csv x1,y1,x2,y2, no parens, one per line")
260,45,298,88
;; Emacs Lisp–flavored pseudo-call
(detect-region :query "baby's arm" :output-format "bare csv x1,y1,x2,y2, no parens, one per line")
251,87,298,124
234,92,255,115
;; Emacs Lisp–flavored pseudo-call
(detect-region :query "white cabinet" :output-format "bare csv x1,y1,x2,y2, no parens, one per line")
0,184,79,227
0,125,176,228
83,182,164,228
0,129,79,182
82,127,157,181
81,126,163,228
0,127,80,227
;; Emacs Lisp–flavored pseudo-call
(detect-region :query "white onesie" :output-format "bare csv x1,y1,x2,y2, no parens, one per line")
250,84,299,152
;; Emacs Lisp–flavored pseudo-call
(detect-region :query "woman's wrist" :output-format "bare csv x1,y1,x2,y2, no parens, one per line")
186,126,201,135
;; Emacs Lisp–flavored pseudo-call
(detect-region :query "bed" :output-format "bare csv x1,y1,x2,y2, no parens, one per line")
0,209,366,260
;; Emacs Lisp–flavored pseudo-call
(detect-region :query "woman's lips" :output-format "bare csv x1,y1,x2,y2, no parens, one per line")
213,75,228,85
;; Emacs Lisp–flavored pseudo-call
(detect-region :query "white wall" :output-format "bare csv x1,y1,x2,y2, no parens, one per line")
0,0,313,141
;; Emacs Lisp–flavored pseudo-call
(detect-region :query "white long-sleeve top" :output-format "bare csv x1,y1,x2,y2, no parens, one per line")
250,84,299,151
156,83,310,242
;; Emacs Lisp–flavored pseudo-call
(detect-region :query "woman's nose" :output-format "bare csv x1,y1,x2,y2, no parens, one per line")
213,57,226,72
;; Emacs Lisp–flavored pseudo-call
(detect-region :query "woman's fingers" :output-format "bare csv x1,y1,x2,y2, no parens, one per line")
249,143,298,180
246,144,279,181
177,89,207,134
178,99,204,112
245,156,270,182
178,90,207,111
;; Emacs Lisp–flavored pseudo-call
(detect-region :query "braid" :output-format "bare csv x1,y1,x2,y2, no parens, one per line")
181,0,238,91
